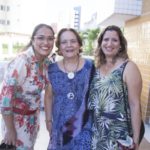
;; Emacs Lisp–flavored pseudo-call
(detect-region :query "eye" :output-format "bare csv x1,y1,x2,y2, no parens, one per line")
103,38,109,42
34,36,55,42
36,36,45,40
60,41,67,44
47,37,55,41
112,38,119,42
70,39,77,43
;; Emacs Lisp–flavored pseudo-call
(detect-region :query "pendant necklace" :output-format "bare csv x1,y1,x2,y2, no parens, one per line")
63,56,80,100
68,72,74,79
63,57,80,80
67,92,75,100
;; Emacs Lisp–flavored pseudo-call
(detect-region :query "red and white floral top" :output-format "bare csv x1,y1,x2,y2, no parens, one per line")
0,46,50,114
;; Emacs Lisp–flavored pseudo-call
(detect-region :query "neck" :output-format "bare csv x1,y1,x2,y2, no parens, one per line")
33,49,45,62
64,55,79,64
63,55,80,73
105,57,116,65
35,55,45,62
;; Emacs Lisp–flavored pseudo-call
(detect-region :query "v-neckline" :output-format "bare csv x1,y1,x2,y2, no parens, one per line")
98,60,128,78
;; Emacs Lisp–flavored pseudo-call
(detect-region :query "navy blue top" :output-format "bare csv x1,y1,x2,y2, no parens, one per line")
48,58,93,150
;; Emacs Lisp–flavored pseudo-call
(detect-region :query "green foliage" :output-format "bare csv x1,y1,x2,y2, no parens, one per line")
2,44,8,54
80,28,100,55
2,42,24,54
88,28,100,40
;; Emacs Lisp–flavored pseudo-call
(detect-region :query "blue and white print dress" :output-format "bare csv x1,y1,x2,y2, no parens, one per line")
47,59,93,150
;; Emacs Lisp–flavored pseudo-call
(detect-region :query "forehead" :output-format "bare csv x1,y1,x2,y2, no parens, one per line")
60,31,77,40
104,30,119,37
35,26,54,36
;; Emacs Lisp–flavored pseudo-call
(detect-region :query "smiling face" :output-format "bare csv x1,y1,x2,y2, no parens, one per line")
101,30,121,58
32,26,54,60
59,30,80,58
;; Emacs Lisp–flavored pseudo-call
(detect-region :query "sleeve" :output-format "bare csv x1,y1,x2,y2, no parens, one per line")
44,70,49,89
43,59,51,89
0,55,28,114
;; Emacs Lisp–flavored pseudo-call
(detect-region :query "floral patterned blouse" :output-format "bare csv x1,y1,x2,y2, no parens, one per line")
0,46,50,149
0,46,49,114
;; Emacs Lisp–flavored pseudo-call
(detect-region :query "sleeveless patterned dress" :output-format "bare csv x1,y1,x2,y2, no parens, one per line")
88,61,133,150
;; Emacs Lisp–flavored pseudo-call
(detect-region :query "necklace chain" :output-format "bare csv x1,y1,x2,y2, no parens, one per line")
63,56,80,73
63,57,80,99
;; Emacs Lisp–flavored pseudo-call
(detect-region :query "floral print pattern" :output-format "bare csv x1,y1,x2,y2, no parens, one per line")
0,46,50,149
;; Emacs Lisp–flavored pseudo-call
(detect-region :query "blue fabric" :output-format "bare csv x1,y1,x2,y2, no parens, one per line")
47,59,93,150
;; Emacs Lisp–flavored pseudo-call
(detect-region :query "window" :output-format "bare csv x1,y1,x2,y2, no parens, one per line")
0,5,4,11
0,19,5,25
7,20,10,25
7,6,10,11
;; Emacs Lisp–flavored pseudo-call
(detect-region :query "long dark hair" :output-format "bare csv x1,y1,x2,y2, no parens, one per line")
22,23,55,51
95,25,128,68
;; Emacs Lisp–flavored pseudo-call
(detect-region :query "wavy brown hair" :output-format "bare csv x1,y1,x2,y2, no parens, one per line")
95,25,128,68
55,28,83,55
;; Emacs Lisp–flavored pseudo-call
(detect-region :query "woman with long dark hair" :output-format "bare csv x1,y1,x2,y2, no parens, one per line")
0,23,55,149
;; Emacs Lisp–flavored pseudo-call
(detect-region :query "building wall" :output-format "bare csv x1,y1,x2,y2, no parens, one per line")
125,13,150,123
0,0,10,31
142,0,150,13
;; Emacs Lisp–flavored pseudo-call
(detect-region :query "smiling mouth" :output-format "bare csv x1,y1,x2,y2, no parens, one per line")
41,47,50,51
105,48,114,52
66,49,74,52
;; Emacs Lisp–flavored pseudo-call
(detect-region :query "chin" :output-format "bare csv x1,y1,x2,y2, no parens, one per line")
42,52,50,56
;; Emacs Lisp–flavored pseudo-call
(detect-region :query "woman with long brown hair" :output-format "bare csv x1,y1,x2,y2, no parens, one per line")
88,25,142,150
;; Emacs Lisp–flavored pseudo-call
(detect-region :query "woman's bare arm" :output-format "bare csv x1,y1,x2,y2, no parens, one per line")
124,61,142,148
44,83,53,134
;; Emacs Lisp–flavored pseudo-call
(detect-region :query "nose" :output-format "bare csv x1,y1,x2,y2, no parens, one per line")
66,41,72,46
107,40,112,46
43,38,50,44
